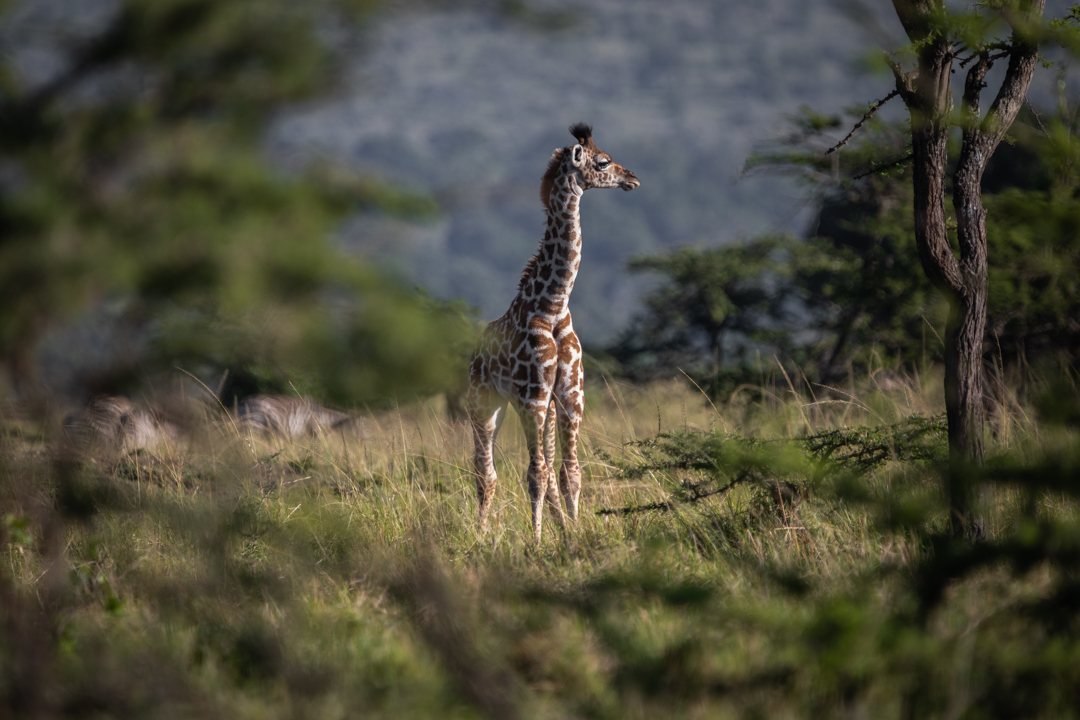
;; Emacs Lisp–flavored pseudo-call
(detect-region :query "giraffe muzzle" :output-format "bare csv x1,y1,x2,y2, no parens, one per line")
619,172,640,191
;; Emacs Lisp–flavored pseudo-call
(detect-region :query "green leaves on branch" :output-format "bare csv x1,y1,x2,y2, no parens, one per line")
608,238,794,381
612,98,1080,389
0,0,469,403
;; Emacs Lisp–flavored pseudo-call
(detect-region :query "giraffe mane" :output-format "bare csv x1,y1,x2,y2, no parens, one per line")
539,147,565,210
530,124,594,286
517,254,540,291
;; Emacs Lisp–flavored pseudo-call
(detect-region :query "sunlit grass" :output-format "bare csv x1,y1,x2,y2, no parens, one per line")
2,372,1080,718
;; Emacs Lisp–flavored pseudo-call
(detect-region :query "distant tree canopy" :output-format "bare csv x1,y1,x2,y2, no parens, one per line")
0,0,472,406
608,101,1080,390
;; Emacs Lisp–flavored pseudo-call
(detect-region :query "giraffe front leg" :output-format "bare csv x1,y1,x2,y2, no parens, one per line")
520,399,553,544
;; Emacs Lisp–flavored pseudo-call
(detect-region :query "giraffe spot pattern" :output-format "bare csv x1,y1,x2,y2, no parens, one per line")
466,125,639,542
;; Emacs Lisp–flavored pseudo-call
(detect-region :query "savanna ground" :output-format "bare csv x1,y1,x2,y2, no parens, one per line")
2,365,1080,719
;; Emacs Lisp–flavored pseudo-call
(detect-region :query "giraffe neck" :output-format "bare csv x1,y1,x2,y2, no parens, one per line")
514,168,583,322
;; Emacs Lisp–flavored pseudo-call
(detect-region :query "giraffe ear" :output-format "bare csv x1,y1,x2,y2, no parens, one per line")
571,144,585,167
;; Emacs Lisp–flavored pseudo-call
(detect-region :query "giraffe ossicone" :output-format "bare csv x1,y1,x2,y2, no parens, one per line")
465,123,640,543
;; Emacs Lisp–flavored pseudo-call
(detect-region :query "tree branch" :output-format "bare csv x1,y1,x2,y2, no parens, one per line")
826,90,900,155
961,53,994,129
596,471,755,516
1026,98,1053,142
0,12,127,143
853,152,913,179
978,0,1046,150
959,47,1011,69
884,55,917,104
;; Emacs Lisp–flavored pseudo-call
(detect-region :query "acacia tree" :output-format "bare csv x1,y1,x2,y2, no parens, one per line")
607,239,794,382
846,0,1046,535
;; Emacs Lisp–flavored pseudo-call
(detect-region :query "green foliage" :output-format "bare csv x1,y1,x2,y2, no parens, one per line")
612,99,1080,389
985,188,1080,362
597,413,947,516
796,174,943,373
804,413,948,471
3,375,1080,717
0,0,466,404
608,238,793,378
750,108,934,373
981,109,1080,364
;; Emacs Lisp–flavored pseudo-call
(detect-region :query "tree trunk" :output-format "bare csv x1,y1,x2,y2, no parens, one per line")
889,0,1044,537
943,290,987,535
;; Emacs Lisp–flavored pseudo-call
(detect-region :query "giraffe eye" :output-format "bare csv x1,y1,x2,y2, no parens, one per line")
597,158,610,169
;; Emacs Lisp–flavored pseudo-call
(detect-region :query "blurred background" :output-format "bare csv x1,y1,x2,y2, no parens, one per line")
1,0,1077,407
266,0,899,342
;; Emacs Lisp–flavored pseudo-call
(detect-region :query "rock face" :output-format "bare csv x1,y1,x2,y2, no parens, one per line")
237,395,354,438
267,0,900,344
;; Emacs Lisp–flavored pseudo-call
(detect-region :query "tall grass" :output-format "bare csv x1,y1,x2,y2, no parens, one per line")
2,370,1079,718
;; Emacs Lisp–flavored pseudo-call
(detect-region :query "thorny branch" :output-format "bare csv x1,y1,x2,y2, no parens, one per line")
1026,98,1053,142
826,90,900,155
853,152,913,180
958,45,1012,69
596,470,755,516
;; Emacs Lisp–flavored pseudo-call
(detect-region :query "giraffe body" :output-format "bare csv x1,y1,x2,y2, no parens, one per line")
466,124,639,542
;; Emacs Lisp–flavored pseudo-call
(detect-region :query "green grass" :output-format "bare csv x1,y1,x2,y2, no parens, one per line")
2,372,1080,719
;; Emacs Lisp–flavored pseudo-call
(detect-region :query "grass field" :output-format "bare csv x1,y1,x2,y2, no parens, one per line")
2,369,1080,719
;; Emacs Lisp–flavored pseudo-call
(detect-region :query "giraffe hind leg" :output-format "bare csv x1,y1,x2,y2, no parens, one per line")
469,396,505,532
521,399,555,544
542,400,566,529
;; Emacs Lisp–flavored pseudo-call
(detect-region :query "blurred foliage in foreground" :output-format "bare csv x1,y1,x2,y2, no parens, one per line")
0,0,473,406
2,372,1080,717
607,100,1080,394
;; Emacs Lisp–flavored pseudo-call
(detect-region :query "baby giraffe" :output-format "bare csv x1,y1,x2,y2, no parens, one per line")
465,123,640,543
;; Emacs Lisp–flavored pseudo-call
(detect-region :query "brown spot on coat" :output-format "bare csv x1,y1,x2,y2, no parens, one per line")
558,335,580,365
527,316,552,333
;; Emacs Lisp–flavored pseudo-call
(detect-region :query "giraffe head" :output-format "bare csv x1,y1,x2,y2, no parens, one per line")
567,122,640,192
541,123,639,208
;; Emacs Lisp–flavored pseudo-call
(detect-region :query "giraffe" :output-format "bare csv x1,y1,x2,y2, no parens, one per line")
465,123,640,543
